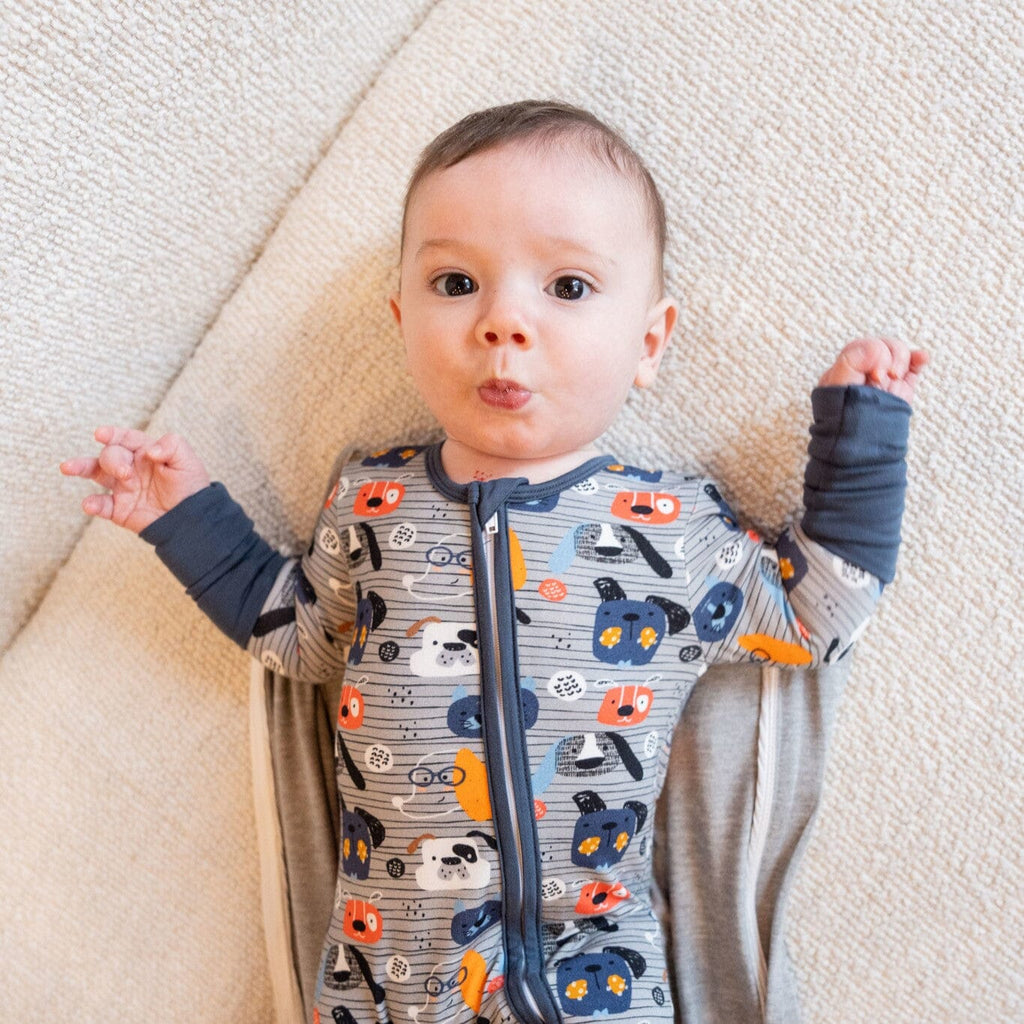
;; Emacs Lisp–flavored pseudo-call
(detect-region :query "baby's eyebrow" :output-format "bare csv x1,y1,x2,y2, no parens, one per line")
541,237,618,269
414,238,464,260
414,236,616,269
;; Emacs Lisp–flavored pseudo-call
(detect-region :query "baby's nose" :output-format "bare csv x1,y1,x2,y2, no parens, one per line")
483,328,527,345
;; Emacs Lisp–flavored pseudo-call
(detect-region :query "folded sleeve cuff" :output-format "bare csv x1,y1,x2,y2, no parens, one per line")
140,482,287,647
801,385,911,583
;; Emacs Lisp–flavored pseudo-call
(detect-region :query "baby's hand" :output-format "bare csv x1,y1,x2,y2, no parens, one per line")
60,427,211,534
819,337,929,405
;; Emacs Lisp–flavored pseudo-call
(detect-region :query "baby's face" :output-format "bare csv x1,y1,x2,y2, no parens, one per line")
392,142,675,479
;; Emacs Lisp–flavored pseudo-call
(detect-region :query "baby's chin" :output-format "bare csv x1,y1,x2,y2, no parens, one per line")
440,433,604,485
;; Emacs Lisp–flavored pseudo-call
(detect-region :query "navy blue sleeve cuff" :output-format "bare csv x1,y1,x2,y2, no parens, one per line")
140,482,287,647
801,385,911,583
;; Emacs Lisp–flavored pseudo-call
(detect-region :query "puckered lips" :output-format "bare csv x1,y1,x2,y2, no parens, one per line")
478,378,532,410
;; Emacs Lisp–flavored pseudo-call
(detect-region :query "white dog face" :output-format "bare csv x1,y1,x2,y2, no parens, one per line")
409,621,479,677
401,532,473,603
413,836,492,892
391,750,465,820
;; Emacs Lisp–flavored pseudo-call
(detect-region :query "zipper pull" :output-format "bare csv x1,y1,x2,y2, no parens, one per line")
485,514,499,535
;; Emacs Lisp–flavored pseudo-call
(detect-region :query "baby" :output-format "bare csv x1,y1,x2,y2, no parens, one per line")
62,101,926,1024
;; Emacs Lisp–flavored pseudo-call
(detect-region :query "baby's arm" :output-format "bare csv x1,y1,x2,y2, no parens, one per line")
62,428,352,682
134,475,355,683
684,338,926,668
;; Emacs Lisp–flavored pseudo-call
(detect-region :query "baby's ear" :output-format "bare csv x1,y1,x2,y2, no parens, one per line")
634,295,677,388
389,293,402,326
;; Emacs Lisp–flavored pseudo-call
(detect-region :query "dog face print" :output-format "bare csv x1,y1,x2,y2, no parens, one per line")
320,941,387,1006
450,898,502,945
591,577,689,666
570,790,648,870
610,490,681,525
353,480,406,517
391,748,491,823
447,678,539,738
361,445,425,468
596,682,654,727
692,580,744,642
532,732,644,798
337,679,365,730
556,946,647,1016
409,949,488,1022
341,807,385,881
548,522,672,578
345,522,382,571
410,831,496,892
341,893,384,944
348,583,387,666
576,881,631,915
402,533,473,603
392,750,467,820
408,619,479,677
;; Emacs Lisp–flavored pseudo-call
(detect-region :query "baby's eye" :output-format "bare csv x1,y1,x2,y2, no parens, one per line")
548,276,590,301
432,273,476,297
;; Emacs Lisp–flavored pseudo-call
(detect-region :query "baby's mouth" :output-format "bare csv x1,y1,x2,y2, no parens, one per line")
478,378,532,411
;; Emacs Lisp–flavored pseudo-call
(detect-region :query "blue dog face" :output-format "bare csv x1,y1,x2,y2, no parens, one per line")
360,445,425,468
570,790,648,870
450,898,502,945
591,577,689,666
692,580,743,642
349,584,387,666
593,597,666,665
447,680,539,737
556,946,647,1016
341,807,385,881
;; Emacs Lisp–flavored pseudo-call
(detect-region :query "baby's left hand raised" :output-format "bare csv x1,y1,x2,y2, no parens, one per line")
819,337,929,405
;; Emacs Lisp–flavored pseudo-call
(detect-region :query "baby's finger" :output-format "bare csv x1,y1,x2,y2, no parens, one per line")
143,432,186,466
59,456,100,479
838,337,890,383
94,425,153,451
59,456,119,492
879,338,911,382
96,443,137,483
82,492,115,520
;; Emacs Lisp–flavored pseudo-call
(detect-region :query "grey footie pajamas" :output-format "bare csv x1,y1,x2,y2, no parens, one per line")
142,386,910,1023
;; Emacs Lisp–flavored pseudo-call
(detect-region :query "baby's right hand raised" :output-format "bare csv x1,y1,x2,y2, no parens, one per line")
60,427,211,534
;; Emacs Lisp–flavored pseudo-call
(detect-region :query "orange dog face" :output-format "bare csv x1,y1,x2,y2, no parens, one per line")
596,683,653,727
342,894,383,944
575,880,631,915
353,480,406,517
610,491,681,525
337,681,365,730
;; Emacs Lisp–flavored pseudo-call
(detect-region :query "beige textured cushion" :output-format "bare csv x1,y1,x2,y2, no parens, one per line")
4,2,1022,1020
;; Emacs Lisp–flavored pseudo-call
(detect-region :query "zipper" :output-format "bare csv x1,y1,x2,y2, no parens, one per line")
746,664,779,1018
471,493,561,1024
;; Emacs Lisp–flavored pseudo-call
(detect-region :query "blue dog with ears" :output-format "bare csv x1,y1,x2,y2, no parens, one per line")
570,789,648,870
591,576,689,666
555,945,648,1015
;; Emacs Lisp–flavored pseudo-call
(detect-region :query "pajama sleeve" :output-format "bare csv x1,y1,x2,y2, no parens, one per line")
681,385,911,668
141,473,357,684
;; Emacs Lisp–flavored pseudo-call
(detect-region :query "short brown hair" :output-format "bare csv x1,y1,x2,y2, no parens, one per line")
401,100,667,280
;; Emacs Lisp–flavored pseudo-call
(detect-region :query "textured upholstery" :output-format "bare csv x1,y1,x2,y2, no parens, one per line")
4,2,1022,1020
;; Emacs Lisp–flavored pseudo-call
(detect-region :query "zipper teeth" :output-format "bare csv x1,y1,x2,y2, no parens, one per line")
747,664,779,1017
484,517,546,1023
